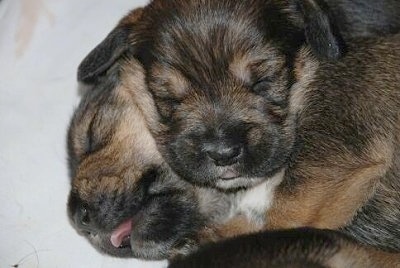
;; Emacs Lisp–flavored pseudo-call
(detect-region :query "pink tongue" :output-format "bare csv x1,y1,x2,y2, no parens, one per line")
110,219,133,248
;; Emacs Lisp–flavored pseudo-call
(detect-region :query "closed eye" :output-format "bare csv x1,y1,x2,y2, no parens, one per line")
251,78,287,108
252,79,272,94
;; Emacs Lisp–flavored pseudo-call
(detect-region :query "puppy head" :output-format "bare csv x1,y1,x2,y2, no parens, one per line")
67,58,203,260
78,0,340,191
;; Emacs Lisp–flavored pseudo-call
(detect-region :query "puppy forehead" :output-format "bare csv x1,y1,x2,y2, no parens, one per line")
70,103,161,201
144,4,288,92
70,59,155,156
146,2,273,78
151,41,285,98
68,89,123,156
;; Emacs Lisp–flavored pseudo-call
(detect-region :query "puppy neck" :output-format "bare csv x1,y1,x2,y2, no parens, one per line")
196,169,285,228
230,169,285,226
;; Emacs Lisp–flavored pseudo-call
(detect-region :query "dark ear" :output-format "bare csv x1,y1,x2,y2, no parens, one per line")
298,0,343,60
77,27,130,83
77,8,144,83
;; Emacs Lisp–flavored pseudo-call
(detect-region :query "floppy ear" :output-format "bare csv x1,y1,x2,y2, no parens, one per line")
77,8,144,83
77,27,130,83
297,0,343,60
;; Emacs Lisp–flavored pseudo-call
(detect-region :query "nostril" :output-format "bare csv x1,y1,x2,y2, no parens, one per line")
80,206,90,226
75,205,98,235
75,205,93,232
69,193,98,235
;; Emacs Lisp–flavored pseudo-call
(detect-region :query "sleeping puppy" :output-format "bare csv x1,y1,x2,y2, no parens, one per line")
68,49,400,268
74,0,400,265
67,57,204,260
163,29,400,266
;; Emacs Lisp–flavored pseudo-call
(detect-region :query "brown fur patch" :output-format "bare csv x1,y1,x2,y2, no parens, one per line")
213,216,262,239
71,59,162,201
327,242,400,267
266,138,393,229
289,47,319,115
118,7,144,27
229,44,285,84
150,64,190,99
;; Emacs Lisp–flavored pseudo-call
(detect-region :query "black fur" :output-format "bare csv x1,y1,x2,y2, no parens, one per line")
169,228,351,268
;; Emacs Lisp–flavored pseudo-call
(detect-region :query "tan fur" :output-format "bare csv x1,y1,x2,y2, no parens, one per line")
213,216,261,239
266,137,393,230
326,243,400,268
229,44,285,85
150,64,189,99
289,47,319,115
119,8,144,27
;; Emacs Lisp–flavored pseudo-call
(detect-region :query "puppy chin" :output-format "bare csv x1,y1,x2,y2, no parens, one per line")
87,233,135,258
215,176,266,191
130,236,199,260
214,168,286,191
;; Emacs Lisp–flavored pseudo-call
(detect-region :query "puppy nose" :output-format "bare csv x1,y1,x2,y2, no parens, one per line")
206,144,242,166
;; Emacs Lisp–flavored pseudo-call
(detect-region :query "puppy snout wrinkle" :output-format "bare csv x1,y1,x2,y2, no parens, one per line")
205,143,242,166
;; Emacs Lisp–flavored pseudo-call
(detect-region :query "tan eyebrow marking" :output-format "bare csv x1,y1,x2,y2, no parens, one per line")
150,64,190,99
229,44,285,84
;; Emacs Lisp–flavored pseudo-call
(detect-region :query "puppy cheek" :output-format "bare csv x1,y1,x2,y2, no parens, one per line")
247,127,264,144
247,127,276,157
179,134,198,152
172,135,203,166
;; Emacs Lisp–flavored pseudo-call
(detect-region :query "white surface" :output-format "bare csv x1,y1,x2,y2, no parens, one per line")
0,0,165,267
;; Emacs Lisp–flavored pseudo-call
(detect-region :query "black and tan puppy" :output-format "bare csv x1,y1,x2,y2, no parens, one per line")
164,30,400,266
73,0,400,265
68,54,400,267
67,57,204,260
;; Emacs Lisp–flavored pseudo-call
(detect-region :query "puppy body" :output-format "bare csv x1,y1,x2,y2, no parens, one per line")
265,35,400,249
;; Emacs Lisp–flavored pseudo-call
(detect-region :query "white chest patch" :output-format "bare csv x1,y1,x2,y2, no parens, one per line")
230,169,285,225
